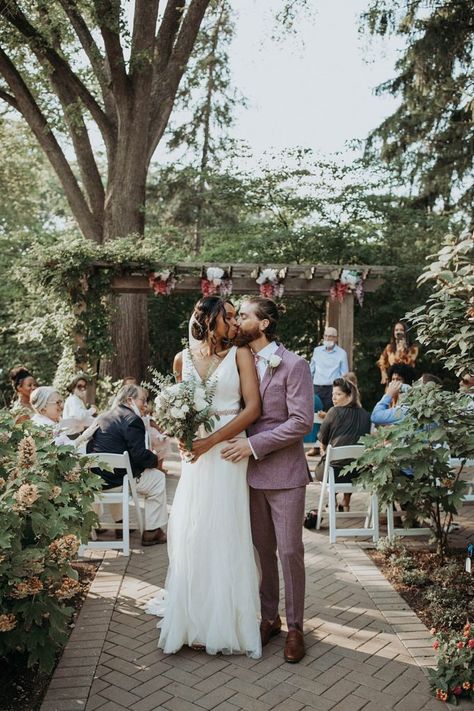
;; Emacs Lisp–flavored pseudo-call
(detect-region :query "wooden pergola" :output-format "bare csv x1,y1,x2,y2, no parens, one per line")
111,263,393,367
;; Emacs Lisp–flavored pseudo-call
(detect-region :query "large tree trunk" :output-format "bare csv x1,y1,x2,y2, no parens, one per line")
104,161,150,383
0,0,212,383
109,293,149,383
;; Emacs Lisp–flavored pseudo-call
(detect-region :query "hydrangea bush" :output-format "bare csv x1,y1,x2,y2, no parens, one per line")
0,412,101,671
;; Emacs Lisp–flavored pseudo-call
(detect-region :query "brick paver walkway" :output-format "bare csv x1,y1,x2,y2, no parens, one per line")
41,462,473,711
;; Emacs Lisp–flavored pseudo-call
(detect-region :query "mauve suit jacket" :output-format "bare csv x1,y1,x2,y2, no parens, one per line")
247,344,314,489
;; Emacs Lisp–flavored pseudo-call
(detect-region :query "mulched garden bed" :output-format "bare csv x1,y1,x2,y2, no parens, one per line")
368,546,473,633
0,560,99,711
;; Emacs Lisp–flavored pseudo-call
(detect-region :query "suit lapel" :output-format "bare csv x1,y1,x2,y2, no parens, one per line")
259,344,285,399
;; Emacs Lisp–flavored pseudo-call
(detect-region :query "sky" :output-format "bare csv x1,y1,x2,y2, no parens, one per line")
223,0,403,163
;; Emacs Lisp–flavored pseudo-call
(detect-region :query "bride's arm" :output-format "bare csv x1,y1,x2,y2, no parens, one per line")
190,347,261,460
173,352,183,383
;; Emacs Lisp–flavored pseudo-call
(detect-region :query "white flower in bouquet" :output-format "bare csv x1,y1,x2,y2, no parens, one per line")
193,386,208,411
149,366,219,456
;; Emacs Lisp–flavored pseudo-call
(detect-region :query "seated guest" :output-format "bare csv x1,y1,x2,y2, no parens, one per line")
9,365,37,419
87,384,168,546
63,373,96,428
386,363,416,406
316,377,371,511
30,386,76,447
371,373,441,427
459,372,474,407
304,392,324,457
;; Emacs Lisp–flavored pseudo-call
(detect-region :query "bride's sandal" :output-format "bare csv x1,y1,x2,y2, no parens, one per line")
190,643,206,651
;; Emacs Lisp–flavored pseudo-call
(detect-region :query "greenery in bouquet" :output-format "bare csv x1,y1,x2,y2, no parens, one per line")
148,366,219,452
0,411,102,671
346,384,474,560
429,624,474,704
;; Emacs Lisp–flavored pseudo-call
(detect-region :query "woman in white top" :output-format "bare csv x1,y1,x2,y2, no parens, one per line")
63,374,96,428
30,387,76,447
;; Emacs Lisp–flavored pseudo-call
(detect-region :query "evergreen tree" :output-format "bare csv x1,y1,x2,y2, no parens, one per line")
361,0,474,213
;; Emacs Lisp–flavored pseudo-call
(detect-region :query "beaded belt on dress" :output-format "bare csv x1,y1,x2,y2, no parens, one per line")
215,408,240,416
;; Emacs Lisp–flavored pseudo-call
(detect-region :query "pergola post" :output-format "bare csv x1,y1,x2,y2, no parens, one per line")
338,292,354,369
325,294,354,368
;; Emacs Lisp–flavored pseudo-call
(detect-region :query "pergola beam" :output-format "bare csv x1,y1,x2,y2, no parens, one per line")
107,262,393,296
97,261,393,365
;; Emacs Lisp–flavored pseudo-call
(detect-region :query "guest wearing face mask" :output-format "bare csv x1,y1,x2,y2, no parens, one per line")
87,384,168,546
309,327,349,413
63,374,96,429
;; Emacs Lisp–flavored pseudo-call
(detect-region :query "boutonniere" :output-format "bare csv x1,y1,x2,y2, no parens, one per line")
268,354,282,371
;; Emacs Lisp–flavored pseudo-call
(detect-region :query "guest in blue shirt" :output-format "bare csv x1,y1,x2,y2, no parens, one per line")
371,373,442,427
309,327,349,412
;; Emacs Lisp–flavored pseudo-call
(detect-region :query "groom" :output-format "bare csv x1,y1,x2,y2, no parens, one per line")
222,297,314,662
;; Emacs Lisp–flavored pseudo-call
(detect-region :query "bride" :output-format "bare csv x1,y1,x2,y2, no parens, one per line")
147,295,262,658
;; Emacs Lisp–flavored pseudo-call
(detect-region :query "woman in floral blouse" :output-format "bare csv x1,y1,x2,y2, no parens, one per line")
377,322,418,385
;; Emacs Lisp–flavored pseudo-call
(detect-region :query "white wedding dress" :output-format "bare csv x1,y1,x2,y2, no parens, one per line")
146,346,262,659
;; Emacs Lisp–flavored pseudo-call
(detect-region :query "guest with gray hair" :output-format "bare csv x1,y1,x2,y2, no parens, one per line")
30,386,76,447
87,383,168,546
309,326,349,413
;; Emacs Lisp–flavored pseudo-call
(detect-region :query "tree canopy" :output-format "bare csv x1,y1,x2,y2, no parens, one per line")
361,0,474,212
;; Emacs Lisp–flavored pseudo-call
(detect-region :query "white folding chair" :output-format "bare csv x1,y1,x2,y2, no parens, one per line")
386,501,431,538
385,456,474,537
450,458,474,503
79,451,144,557
316,444,379,544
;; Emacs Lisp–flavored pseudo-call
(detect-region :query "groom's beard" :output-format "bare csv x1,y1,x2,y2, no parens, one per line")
233,325,261,347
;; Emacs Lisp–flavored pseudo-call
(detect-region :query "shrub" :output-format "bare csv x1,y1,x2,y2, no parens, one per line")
388,551,415,573
400,569,430,587
429,624,474,705
375,536,404,558
0,411,101,671
349,384,474,560
424,586,474,631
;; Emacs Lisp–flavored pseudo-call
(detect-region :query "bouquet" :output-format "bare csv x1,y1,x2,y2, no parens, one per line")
150,371,219,458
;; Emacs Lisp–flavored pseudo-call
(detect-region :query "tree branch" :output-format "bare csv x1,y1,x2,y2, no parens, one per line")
0,0,112,145
0,87,18,109
154,0,186,75
52,78,105,229
57,0,116,121
130,0,159,75
0,47,101,242
148,0,211,161
92,0,129,110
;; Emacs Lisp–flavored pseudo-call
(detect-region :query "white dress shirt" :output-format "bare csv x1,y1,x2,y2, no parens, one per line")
253,341,279,381
309,344,349,386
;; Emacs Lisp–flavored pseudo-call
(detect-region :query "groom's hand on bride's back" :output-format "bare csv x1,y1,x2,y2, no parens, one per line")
221,438,252,463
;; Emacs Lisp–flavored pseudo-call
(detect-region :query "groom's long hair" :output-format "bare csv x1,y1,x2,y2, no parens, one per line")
245,297,285,341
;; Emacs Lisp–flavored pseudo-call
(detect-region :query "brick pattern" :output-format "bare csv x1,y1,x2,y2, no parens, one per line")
41,465,474,711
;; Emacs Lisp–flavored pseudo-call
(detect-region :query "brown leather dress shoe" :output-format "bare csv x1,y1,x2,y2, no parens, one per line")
284,629,305,663
141,528,167,546
260,615,282,646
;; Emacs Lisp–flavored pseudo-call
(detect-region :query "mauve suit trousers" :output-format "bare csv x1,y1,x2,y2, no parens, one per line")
249,485,306,631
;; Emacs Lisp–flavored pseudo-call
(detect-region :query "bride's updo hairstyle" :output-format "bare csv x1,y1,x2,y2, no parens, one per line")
191,296,233,348
245,297,285,341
